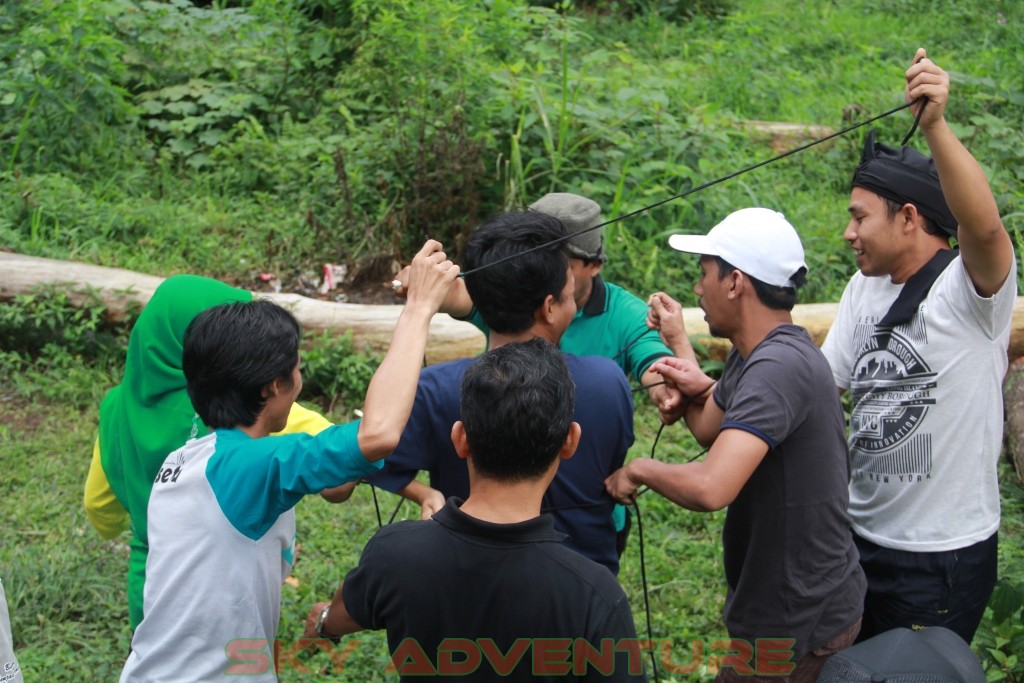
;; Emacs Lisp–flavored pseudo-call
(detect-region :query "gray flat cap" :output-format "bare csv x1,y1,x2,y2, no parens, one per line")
528,192,605,261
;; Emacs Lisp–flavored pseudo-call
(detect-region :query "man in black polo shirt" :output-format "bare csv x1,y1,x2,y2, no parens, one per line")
305,339,646,682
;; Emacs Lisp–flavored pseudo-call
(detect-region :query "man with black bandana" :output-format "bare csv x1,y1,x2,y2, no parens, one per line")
821,48,1017,644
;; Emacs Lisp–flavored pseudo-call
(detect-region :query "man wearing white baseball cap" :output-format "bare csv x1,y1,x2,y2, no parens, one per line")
667,207,808,291
606,208,865,682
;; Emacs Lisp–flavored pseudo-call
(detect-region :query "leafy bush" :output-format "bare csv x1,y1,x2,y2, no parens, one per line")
0,0,139,175
300,330,381,413
0,286,134,405
0,286,135,361
3,0,1021,301
114,0,337,170
976,579,1024,682
534,0,734,23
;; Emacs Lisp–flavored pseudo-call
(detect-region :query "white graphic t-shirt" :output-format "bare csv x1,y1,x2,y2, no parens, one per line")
822,254,1016,552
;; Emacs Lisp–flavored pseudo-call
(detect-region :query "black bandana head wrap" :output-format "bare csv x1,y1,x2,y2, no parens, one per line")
851,130,957,237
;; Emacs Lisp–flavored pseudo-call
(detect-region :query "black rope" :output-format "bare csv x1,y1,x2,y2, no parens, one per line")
387,495,406,525
460,99,919,278
900,99,927,146
632,499,660,683
634,379,665,393
899,55,930,145
613,326,659,363
369,481,383,528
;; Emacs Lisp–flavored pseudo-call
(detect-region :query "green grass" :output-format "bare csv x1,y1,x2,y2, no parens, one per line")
2,357,1022,681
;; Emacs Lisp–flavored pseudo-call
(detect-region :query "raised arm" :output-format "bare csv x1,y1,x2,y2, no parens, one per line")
392,264,474,318
357,241,460,459
647,292,698,362
908,48,1014,296
643,292,707,422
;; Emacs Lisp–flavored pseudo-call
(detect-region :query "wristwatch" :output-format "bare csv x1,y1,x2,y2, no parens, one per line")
314,605,341,644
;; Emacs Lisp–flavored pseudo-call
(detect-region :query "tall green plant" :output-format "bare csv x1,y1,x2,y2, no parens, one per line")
114,0,336,169
0,0,138,174
325,0,512,257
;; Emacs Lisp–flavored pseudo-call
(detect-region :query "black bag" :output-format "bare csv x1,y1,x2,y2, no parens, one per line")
816,627,985,683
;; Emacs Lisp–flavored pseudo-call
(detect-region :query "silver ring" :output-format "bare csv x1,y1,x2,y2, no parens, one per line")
391,279,403,291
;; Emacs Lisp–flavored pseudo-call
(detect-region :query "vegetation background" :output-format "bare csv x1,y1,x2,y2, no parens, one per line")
1,0,1022,680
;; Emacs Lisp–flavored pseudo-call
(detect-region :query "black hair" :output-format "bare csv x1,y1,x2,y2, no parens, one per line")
462,211,570,334
880,196,947,240
459,338,575,482
715,256,805,312
183,299,301,429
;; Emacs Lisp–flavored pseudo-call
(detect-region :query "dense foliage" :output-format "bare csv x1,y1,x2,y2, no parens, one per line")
2,0,1020,306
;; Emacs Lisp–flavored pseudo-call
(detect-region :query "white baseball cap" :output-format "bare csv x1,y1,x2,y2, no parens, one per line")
668,208,807,288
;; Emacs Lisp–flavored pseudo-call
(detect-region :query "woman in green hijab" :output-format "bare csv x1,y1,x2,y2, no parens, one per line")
84,275,331,631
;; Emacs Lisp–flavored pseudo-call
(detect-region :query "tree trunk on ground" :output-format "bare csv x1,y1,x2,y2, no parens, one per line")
3,252,1024,364
0,253,486,363
1004,357,1024,482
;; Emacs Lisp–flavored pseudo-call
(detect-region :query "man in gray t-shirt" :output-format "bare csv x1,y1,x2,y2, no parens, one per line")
606,208,865,682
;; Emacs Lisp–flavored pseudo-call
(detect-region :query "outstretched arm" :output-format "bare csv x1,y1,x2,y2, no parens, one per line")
304,589,363,641
605,429,767,511
648,356,721,442
908,48,1014,296
395,480,446,520
320,482,357,503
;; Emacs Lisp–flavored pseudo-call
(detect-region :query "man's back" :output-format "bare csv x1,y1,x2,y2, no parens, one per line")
367,352,634,573
123,424,377,682
342,500,645,682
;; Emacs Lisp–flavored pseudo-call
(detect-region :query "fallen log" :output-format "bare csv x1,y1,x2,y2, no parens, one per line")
740,120,837,154
1004,357,1024,481
3,252,1024,363
0,252,485,364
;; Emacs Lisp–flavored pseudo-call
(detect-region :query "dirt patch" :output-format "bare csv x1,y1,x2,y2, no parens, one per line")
0,396,46,433
250,276,405,305
246,252,406,306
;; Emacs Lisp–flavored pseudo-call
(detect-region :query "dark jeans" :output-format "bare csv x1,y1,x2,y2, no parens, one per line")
854,531,998,645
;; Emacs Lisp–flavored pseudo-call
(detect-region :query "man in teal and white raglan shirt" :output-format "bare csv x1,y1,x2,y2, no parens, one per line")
120,241,459,682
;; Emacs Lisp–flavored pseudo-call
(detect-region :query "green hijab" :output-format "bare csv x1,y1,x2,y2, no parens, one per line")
98,274,251,629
